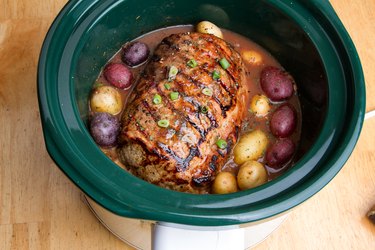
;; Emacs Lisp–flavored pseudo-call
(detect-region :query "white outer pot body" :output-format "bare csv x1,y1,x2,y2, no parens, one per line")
84,195,289,250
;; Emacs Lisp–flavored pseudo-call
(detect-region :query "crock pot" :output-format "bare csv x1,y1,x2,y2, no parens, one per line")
37,0,365,248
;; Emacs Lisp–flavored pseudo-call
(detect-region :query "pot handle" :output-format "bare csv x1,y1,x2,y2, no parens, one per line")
152,223,244,250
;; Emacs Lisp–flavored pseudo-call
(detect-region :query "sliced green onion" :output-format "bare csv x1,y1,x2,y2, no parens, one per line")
164,83,171,90
168,66,178,81
202,87,213,97
200,106,209,114
170,91,179,101
157,119,169,128
187,59,198,68
219,58,230,69
153,94,162,104
136,120,144,131
216,139,227,149
212,70,221,80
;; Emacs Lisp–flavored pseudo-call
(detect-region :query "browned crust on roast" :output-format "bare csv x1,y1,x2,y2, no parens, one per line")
118,32,248,193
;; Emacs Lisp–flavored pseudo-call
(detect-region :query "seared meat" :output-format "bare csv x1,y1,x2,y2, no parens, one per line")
118,32,248,193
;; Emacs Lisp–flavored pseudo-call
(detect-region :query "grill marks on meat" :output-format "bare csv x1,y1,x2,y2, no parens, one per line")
118,32,248,193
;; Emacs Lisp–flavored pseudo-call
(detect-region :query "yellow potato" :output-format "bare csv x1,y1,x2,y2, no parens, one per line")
250,94,271,117
196,21,223,39
90,85,123,115
241,50,263,65
233,129,269,165
237,161,268,190
212,172,238,194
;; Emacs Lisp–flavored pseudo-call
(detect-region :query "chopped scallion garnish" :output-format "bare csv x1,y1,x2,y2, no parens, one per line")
168,66,178,81
219,58,230,69
200,106,209,114
164,83,171,90
187,59,198,68
153,94,162,104
216,139,227,149
157,119,169,128
202,87,213,97
170,91,179,101
212,70,221,80
136,120,145,131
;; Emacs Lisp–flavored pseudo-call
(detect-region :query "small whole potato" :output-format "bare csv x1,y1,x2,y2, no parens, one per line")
250,94,271,117
266,138,295,168
242,50,263,65
270,104,297,137
103,63,133,89
233,129,269,165
90,85,123,115
212,172,238,194
237,161,268,190
90,112,120,147
196,21,223,39
260,66,294,102
122,42,150,67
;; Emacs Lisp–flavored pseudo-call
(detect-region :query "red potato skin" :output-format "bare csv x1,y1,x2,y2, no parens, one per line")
122,42,150,67
104,63,133,89
266,138,295,168
270,104,297,138
260,66,294,101
90,112,120,147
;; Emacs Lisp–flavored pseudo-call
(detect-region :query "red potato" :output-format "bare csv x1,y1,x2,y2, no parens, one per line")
266,138,295,168
103,63,133,89
260,66,294,102
90,112,120,147
270,104,297,138
122,42,150,67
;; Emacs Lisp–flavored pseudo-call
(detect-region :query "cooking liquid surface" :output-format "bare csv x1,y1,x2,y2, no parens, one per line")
93,25,301,184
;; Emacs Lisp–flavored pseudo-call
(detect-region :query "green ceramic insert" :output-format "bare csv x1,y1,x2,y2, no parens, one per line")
38,0,365,226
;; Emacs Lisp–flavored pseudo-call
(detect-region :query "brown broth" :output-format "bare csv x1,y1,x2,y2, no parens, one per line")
91,25,302,187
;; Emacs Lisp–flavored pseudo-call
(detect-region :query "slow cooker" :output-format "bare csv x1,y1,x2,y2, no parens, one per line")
38,0,365,249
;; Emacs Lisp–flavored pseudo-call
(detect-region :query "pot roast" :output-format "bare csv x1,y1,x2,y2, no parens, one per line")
118,32,248,193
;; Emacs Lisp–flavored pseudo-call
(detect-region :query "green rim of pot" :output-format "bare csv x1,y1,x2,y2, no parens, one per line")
38,0,365,226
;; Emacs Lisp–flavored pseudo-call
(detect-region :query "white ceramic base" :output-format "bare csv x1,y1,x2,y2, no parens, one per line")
84,195,288,250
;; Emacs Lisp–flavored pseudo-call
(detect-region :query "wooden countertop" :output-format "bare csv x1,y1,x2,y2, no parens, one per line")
1,0,374,249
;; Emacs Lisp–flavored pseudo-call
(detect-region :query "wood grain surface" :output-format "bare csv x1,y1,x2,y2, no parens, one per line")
1,0,374,249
